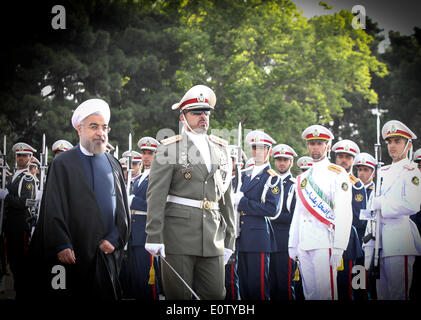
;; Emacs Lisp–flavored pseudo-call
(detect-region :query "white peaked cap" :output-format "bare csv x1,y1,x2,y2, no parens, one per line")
52,139,73,152
272,144,297,159
137,136,160,152
332,139,360,157
12,142,37,155
413,148,421,162
301,125,334,141
122,150,142,162
245,130,276,147
171,85,216,111
353,152,377,170
297,156,313,169
382,120,417,140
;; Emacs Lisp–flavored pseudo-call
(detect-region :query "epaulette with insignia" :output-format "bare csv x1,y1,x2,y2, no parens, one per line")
160,135,183,146
349,174,359,185
381,165,391,171
328,164,342,174
403,164,416,171
208,134,228,147
267,169,280,177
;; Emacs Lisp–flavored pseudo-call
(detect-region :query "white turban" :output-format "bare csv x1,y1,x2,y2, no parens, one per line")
71,99,110,129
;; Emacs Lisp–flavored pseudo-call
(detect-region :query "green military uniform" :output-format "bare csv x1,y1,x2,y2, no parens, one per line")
145,132,235,299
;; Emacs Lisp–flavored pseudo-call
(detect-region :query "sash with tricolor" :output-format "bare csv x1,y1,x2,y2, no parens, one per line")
296,170,335,229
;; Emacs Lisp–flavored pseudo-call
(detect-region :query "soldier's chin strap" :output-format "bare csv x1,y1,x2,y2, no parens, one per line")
180,113,206,136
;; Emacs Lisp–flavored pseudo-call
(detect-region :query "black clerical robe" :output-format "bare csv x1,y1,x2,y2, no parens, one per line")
23,147,130,300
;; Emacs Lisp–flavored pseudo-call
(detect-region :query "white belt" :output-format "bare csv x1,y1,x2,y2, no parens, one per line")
167,195,219,211
131,210,147,215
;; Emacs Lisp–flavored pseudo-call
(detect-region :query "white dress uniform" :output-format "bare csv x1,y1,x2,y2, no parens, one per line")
288,125,353,300
363,120,421,300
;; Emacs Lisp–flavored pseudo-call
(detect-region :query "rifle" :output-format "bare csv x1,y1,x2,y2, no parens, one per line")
114,145,119,160
126,133,133,197
0,135,6,234
37,134,48,215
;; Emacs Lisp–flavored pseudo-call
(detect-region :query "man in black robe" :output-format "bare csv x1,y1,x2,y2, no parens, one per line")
24,99,130,300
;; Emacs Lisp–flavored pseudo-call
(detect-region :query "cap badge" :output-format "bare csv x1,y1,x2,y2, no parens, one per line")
391,125,397,133
313,128,319,137
345,145,350,151
198,93,205,102
146,140,151,146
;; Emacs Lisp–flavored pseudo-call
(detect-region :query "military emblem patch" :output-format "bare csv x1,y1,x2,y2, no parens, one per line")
26,183,32,191
412,176,419,186
354,193,363,202
301,178,308,188
341,182,348,191
184,172,192,180
271,186,280,195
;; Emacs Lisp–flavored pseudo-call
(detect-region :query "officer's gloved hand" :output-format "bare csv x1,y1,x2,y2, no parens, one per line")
372,196,383,211
364,246,374,270
223,248,233,265
288,247,298,261
330,248,343,268
0,188,8,200
145,243,166,258
233,191,244,206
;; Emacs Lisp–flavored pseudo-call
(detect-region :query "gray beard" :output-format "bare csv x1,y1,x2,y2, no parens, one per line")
81,137,107,154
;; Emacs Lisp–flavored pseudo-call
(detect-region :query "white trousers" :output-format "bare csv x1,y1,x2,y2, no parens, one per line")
298,248,338,300
377,255,415,300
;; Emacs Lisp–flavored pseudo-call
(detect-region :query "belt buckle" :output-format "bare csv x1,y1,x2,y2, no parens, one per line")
202,200,211,210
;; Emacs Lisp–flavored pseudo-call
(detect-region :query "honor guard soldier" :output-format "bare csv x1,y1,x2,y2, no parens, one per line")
224,145,241,300
332,139,365,300
119,157,128,182
289,125,353,300
145,85,235,300
122,150,143,182
234,130,281,300
0,142,37,298
122,137,160,300
364,120,421,300
269,144,303,300
410,148,421,299
297,156,313,173
52,139,73,157
29,156,40,181
354,152,377,299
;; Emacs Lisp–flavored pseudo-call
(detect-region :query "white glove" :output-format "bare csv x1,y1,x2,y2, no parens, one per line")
223,248,233,265
145,243,166,258
364,246,374,270
0,188,9,200
233,191,244,206
36,190,43,201
330,248,343,269
372,195,383,211
288,247,298,260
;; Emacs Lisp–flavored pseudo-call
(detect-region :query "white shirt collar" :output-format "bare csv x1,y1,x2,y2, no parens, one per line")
279,170,291,180
251,162,268,179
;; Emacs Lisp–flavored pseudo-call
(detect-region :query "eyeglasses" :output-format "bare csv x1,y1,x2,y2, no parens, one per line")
188,109,210,116
85,123,111,133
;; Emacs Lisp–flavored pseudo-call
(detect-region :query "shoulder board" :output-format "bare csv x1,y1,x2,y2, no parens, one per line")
160,135,183,146
289,177,297,184
380,165,391,171
328,164,342,174
267,169,280,177
403,164,416,171
349,174,359,185
369,185,374,190
208,134,228,147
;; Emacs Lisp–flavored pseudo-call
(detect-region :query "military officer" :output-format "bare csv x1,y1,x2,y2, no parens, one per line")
234,130,281,300
145,85,235,300
0,142,37,298
121,137,160,300
332,139,365,300
289,125,353,300
297,156,313,173
119,157,128,182
413,148,421,171
52,139,73,157
268,144,303,300
122,150,142,180
364,120,421,300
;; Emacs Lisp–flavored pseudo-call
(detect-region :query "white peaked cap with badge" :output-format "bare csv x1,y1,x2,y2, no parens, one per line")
71,98,110,129
297,156,313,169
52,139,73,152
245,130,276,147
413,148,421,162
30,156,41,167
382,120,417,140
122,150,142,163
332,139,360,157
137,137,160,152
12,142,37,155
119,157,128,169
272,144,297,159
244,158,255,169
353,152,377,170
228,145,239,159
171,85,216,111
301,125,334,141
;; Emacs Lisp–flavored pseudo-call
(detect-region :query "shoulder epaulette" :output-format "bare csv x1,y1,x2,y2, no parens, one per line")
328,164,342,174
267,169,280,177
208,134,228,147
160,134,183,146
404,164,416,171
381,165,391,171
369,185,374,190
349,174,359,185
289,177,297,184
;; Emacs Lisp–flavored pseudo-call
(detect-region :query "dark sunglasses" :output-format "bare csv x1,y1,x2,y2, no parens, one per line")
187,109,210,116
